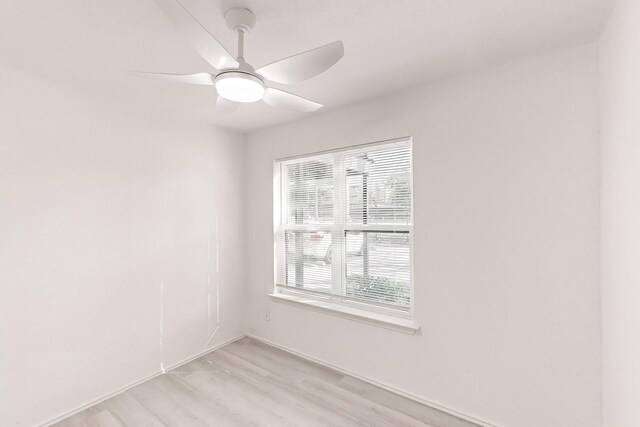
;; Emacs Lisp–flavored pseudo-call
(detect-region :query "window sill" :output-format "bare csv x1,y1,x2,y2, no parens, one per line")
268,293,420,335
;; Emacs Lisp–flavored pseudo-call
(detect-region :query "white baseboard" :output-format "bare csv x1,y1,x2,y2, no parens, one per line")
40,334,246,427
246,334,498,427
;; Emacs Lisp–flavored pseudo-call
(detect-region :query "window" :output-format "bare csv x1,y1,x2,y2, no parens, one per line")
273,137,413,320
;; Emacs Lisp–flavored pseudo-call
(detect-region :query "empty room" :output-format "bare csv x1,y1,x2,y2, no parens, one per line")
1,0,638,426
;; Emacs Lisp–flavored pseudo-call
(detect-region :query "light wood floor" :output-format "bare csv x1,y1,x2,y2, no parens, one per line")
54,337,478,427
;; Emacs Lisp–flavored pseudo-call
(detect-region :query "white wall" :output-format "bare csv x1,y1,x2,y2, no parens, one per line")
0,66,247,426
600,0,640,425
245,44,601,427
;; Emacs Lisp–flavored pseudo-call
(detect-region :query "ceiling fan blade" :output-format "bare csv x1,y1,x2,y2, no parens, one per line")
215,95,240,114
262,87,322,112
127,71,215,85
153,0,239,70
256,41,344,84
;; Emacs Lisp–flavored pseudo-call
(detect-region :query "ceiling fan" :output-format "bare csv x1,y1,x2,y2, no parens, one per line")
130,0,344,113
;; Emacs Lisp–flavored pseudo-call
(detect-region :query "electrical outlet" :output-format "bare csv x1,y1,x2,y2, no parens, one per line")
263,309,270,321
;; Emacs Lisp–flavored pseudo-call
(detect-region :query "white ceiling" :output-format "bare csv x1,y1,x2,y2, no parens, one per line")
0,0,614,133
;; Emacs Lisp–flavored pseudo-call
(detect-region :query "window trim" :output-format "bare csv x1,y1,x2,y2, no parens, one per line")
268,292,419,335
274,136,414,163
273,137,415,324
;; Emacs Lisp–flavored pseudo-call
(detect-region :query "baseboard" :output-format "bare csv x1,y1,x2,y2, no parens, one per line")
246,334,498,427
40,333,246,426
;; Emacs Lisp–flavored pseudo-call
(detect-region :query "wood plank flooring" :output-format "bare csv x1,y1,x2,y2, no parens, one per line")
54,337,478,427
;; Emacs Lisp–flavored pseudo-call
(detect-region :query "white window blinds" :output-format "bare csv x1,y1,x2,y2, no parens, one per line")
275,138,413,314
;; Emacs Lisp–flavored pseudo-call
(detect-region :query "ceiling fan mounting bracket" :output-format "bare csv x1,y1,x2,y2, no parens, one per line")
224,7,256,34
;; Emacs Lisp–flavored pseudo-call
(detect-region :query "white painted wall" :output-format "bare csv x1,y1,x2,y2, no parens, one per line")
0,67,247,426
1,40,607,427
246,44,601,427
600,0,640,425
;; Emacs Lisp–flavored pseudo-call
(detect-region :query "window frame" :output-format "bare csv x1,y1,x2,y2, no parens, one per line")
273,137,414,321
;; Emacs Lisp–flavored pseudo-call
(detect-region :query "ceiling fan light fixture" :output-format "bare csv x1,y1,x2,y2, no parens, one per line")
214,72,264,103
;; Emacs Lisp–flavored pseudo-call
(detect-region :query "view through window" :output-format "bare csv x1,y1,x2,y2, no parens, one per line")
274,138,413,315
